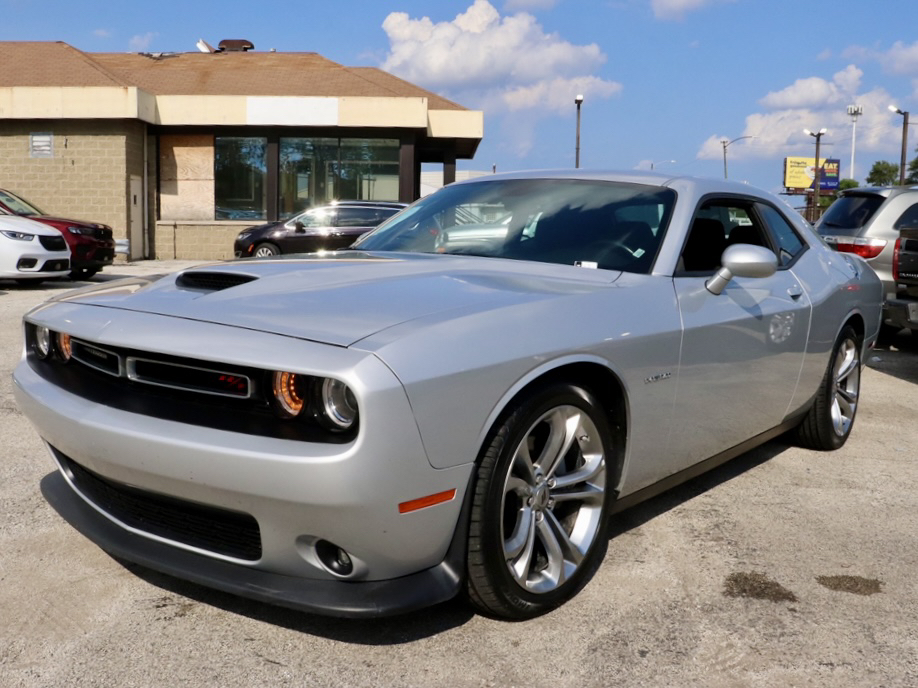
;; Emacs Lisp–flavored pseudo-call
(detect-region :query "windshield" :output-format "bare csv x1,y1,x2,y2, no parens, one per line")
354,179,675,274
818,194,884,232
0,189,43,216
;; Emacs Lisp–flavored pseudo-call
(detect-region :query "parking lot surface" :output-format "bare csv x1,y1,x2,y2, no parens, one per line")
2,262,917,687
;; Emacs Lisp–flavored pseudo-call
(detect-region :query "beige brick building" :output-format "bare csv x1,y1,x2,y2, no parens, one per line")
0,41,483,260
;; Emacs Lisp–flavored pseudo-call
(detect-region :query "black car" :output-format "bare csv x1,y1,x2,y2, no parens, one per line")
234,201,407,258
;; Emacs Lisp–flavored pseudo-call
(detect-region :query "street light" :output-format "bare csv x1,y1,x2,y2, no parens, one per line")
721,136,754,179
804,127,827,222
650,159,676,170
889,104,910,185
575,94,584,168
847,105,863,181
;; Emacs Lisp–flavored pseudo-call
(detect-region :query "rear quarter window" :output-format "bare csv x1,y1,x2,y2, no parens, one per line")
819,194,885,233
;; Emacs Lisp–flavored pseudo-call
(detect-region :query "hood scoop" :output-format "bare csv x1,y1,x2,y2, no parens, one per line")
175,271,258,292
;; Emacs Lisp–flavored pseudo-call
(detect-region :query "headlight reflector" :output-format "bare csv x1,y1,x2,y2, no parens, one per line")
1,230,35,241
272,370,306,417
34,326,51,358
316,377,358,431
57,332,73,362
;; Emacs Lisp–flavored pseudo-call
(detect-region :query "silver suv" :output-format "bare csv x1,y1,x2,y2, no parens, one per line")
817,186,918,333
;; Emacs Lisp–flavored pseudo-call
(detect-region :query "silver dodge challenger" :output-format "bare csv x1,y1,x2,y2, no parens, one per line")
13,171,883,620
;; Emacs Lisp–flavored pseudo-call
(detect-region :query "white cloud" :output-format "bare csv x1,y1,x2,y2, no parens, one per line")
650,0,734,21
93,29,111,38
380,0,620,115
843,40,918,76
759,65,862,109
504,0,559,10
128,32,157,52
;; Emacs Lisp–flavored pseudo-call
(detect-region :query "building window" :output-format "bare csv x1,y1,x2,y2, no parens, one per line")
279,137,399,219
29,133,53,158
215,137,267,220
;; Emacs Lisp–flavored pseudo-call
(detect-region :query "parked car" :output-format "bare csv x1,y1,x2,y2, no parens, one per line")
15,171,882,620
0,214,70,283
889,225,918,328
816,185,918,333
0,189,115,280
233,200,407,257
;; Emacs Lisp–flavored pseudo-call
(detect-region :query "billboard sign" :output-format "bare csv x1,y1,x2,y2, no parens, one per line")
784,157,840,191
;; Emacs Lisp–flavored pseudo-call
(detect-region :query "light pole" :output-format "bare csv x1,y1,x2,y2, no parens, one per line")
650,159,676,170
721,136,754,179
847,104,863,181
889,104,910,185
575,94,583,168
804,127,827,222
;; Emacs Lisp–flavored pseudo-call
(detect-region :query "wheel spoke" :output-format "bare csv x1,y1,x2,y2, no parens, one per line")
535,510,584,588
504,508,537,582
551,451,605,490
551,482,604,505
535,408,581,478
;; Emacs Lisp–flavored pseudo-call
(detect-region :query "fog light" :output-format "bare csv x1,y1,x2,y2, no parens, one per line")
34,326,51,359
57,332,72,362
315,539,354,576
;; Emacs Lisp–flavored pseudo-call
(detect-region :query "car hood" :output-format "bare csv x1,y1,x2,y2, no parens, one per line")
31,216,110,230
47,252,621,347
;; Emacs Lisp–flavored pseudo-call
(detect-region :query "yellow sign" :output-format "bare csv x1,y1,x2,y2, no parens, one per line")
784,156,840,190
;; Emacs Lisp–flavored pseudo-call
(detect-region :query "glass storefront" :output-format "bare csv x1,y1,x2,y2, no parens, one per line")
214,137,267,221
215,135,400,221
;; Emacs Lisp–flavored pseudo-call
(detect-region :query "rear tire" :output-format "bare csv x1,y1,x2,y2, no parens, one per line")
794,325,861,450
466,383,615,619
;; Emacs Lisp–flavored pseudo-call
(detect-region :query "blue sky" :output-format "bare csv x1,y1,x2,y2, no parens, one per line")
3,0,918,194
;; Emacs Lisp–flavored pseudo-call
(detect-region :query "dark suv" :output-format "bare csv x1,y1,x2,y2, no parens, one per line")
234,201,406,258
817,186,918,333
0,189,115,280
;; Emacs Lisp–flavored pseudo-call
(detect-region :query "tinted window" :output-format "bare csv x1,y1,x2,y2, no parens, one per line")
355,179,676,274
296,207,336,228
215,137,267,221
337,207,386,227
757,204,804,266
818,194,885,233
679,199,769,274
894,203,918,230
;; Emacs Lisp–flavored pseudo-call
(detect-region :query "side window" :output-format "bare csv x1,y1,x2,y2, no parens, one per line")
757,204,804,267
295,207,335,229
893,203,918,230
679,199,768,274
336,207,381,227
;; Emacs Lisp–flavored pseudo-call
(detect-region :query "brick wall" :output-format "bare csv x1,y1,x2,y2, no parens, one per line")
153,221,246,260
0,120,146,243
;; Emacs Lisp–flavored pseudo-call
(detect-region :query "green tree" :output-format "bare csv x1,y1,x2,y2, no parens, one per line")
838,178,859,190
906,156,918,185
866,161,900,186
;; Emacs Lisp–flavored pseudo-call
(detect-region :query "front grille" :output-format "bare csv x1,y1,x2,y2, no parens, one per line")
39,235,67,251
176,271,258,292
55,449,262,561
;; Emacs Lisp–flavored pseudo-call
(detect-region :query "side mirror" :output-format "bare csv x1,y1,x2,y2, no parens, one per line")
294,221,305,233
706,243,778,295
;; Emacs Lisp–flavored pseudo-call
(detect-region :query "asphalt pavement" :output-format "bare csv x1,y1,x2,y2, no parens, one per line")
1,262,917,687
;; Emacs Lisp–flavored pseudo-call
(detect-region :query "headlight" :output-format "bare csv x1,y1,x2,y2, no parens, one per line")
34,326,52,359
1,230,35,241
271,371,307,418
67,226,92,235
57,332,73,362
237,231,252,240
315,378,358,431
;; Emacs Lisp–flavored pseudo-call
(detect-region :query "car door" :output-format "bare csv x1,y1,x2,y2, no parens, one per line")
284,207,336,252
667,198,811,468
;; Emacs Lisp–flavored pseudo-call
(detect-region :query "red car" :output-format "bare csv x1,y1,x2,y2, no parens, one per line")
0,189,115,279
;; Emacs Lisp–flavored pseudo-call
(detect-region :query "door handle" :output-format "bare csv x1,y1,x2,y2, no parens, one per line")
787,285,803,300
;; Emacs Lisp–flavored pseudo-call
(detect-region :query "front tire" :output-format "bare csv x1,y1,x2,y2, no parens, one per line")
794,325,861,450
253,242,280,257
467,383,615,619
69,267,98,280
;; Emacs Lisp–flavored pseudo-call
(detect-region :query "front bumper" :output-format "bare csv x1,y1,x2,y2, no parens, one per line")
13,310,474,616
41,467,469,618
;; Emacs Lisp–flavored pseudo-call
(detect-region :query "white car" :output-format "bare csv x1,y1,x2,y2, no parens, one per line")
0,214,70,282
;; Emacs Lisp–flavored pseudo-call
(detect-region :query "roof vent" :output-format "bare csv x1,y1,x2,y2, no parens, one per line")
217,39,254,52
